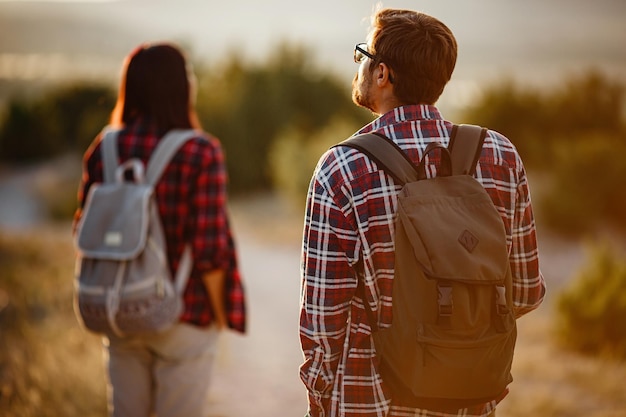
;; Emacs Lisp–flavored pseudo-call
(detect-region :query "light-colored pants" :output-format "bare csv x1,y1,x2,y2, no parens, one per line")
105,323,219,417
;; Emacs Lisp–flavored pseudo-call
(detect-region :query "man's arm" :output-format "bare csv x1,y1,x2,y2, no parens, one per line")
511,165,546,318
299,172,358,416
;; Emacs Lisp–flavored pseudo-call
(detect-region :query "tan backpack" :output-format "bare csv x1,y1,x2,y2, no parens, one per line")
338,125,516,410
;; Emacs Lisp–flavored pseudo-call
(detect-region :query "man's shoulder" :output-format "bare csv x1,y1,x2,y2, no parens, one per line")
481,128,523,171
484,128,515,149
315,141,385,189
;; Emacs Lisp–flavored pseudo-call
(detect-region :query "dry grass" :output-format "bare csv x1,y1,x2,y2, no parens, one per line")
499,311,626,416
1,196,626,416
0,226,107,417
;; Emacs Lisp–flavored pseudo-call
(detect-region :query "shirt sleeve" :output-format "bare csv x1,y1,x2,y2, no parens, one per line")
299,163,359,416
188,138,230,273
510,162,546,317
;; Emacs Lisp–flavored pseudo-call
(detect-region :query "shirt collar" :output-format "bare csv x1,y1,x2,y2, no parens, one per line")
359,104,443,133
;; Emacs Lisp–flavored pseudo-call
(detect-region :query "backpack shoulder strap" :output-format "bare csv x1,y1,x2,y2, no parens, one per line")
145,129,198,293
336,132,418,185
100,128,121,184
336,125,487,182
448,124,488,176
146,129,199,186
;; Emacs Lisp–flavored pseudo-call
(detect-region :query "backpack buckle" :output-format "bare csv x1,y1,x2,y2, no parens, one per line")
437,283,453,327
493,285,510,333
495,285,509,315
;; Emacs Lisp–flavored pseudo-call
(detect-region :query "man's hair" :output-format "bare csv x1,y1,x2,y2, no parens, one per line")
369,9,457,105
110,43,195,132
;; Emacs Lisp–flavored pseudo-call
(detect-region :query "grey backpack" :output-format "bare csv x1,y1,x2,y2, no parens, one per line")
74,129,196,338
339,125,516,409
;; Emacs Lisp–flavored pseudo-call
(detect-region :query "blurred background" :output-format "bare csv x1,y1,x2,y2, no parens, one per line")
1,0,626,416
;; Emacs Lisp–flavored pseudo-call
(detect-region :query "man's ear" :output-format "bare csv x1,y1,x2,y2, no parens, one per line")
376,62,394,87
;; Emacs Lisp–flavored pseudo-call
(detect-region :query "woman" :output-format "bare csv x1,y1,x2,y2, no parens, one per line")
74,42,246,417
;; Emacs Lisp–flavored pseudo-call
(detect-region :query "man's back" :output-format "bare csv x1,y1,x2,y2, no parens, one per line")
299,104,545,417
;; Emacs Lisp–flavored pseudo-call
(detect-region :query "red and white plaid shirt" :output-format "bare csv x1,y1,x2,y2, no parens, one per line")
76,121,246,333
299,105,545,417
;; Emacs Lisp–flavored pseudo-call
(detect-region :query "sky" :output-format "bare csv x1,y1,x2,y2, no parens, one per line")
0,0,625,110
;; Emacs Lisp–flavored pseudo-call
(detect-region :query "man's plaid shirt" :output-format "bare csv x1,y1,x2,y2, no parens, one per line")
76,121,246,333
299,105,545,417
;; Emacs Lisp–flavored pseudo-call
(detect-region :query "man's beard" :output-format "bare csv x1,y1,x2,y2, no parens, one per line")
351,71,375,113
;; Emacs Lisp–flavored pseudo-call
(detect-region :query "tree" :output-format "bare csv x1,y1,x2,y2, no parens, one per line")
0,83,115,163
195,43,370,192
0,99,52,162
461,71,625,168
41,84,116,153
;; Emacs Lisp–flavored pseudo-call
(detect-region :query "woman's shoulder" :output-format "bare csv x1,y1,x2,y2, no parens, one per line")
178,130,225,164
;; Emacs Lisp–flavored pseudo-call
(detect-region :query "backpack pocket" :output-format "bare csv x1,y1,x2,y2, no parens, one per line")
76,182,152,260
413,322,516,401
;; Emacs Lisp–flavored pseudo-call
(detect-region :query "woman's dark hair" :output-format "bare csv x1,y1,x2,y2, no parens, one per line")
110,43,196,131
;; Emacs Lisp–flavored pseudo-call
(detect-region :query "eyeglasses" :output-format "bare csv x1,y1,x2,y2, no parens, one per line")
354,43,376,63
353,42,395,83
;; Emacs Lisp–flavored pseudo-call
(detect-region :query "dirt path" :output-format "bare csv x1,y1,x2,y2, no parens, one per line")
207,232,306,416
207,198,307,415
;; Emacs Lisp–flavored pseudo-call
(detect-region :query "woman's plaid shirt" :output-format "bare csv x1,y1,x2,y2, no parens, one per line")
76,122,246,333
299,105,545,417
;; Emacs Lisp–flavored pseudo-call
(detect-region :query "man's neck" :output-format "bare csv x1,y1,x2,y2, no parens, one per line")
372,95,403,116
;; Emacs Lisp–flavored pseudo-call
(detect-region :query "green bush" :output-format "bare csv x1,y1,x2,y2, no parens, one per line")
461,70,625,169
460,80,550,165
556,244,626,358
0,99,54,161
538,134,626,236
268,117,362,208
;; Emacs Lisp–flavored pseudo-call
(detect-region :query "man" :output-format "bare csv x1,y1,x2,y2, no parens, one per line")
299,8,546,417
